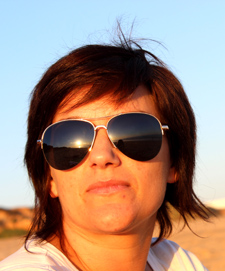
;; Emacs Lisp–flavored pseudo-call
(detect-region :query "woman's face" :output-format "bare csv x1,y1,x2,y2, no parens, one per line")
49,85,175,237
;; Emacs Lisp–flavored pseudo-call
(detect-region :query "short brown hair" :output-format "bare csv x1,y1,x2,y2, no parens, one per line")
24,35,209,246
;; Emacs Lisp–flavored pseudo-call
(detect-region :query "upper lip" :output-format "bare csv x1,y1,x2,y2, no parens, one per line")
86,180,130,192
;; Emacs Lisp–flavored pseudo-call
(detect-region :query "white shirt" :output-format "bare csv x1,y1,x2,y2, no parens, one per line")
0,238,208,270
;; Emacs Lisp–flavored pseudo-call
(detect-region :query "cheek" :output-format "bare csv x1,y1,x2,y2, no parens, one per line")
131,156,170,210
50,169,80,202
135,155,170,185
50,171,84,221
141,164,168,196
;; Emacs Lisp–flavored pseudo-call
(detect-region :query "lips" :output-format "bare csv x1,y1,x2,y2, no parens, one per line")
86,180,130,194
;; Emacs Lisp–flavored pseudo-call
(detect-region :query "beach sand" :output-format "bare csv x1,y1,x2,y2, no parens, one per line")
0,236,25,261
0,215,224,270
169,215,225,270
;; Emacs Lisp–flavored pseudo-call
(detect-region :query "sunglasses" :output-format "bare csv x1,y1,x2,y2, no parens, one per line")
37,112,169,170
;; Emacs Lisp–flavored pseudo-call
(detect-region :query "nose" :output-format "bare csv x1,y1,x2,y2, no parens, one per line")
88,127,121,169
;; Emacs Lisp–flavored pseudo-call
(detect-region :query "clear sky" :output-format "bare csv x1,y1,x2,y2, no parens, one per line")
0,1,224,208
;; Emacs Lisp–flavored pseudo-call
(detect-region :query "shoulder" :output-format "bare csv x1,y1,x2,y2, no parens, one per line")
0,239,77,271
148,238,208,271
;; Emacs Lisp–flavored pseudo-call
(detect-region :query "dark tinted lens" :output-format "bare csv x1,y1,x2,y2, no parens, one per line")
42,120,94,170
108,113,162,161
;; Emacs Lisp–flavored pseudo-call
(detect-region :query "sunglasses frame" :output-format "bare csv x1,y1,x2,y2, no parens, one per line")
37,112,169,168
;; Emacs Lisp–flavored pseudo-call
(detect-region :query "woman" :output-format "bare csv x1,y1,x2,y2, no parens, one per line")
0,34,210,270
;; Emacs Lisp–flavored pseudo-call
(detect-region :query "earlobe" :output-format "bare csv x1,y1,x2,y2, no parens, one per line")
167,167,178,184
49,179,59,198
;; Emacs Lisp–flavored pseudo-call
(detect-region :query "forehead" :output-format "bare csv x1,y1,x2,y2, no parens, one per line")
53,85,160,123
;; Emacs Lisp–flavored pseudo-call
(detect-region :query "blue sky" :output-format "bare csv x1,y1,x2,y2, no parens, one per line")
0,1,224,208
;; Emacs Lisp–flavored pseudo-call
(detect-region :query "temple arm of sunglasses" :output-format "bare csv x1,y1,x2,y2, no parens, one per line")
162,125,169,135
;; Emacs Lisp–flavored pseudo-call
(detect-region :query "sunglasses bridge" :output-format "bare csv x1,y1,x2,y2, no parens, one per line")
88,124,115,151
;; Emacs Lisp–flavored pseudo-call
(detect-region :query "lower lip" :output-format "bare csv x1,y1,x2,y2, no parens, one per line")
87,184,129,195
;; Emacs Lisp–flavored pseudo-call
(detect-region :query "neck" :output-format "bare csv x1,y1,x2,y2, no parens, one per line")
50,221,155,271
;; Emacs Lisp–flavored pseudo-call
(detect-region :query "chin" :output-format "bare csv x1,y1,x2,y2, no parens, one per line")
86,203,142,234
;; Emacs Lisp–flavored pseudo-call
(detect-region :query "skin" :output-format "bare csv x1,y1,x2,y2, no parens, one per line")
49,85,175,271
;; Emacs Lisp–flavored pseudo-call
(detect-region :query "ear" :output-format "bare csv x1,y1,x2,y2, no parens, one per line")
49,178,59,198
167,167,178,184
